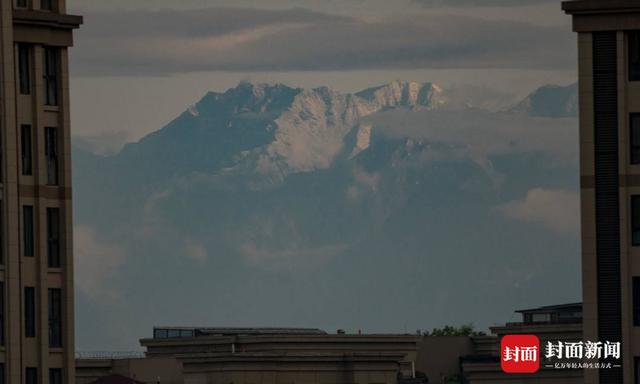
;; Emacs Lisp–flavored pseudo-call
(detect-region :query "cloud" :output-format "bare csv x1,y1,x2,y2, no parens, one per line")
412,0,555,7
74,225,127,300
438,84,515,111
347,168,381,201
233,215,348,272
365,108,578,167
72,131,131,155
497,188,579,235
184,240,208,264
68,0,414,13
240,242,347,272
71,7,574,76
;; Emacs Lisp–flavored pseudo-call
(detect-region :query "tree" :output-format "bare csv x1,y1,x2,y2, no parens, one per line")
424,324,485,337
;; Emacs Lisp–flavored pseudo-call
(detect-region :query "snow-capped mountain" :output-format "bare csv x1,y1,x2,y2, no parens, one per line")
239,81,444,177
72,81,580,351
106,81,446,188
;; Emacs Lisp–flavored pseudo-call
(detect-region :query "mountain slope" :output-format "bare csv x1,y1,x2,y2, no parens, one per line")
510,83,577,117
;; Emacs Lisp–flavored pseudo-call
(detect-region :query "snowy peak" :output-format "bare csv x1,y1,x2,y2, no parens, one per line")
187,81,443,124
260,82,442,175
355,81,443,109
195,82,302,117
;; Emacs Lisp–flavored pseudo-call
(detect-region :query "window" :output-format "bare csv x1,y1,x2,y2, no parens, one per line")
47,208,60,268
633,114,640,165
40,0,53,10
631,31,640,82
154,328,168,339
24,287,35,338
154,328,194,338
23,205,34,257
532,313,551,323
18,44,30,95
635,277,640,326
0,282,4,346
15,0,27,8
0,203,3,265
25,368,36,384
49,369,61,384
45,127,58,185
43,48,58,105
48,288,62,347
21,125,32,175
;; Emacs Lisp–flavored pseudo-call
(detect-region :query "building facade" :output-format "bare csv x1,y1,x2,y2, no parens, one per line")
77,328,421,384
0,0,81,383
563,1,640,383
77,316,584,384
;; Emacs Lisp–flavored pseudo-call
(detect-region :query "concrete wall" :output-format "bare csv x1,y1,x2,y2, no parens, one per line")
415,336,473,383
76,358,183,384
181,356,401,384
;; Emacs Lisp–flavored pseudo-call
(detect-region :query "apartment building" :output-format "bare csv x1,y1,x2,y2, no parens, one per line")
0,0,81,383
563,1,640,383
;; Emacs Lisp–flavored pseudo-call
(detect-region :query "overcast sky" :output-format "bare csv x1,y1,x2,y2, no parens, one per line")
66,0,575,148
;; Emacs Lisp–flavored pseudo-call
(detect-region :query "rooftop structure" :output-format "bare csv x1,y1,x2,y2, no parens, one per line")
152,327,327,339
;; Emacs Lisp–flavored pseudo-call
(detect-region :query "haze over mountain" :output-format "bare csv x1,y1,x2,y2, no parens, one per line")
73,81,580,351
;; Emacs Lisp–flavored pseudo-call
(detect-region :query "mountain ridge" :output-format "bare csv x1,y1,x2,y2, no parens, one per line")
77,80,577,176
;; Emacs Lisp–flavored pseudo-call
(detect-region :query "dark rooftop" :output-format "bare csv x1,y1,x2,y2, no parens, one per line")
563,0,640,14
197,327,327,336
515,302,582,314
513,303,582,325
153,327,327,339
88,374,144,384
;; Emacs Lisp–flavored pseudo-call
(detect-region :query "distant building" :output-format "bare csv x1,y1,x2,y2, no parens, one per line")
77,328,421,384
460,303,583,384
77,308,586,384
0,0,81,383
562,1,640,383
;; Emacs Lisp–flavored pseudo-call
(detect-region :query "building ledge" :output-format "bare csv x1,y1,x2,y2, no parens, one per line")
489,322,582,335
13,9,82,30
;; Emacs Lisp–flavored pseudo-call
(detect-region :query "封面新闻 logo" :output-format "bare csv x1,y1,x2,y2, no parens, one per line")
501,335,540,374
500,335,622,373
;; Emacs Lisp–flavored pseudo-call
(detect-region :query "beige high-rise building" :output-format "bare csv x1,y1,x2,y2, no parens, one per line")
563,1,640,383
0,0,81,383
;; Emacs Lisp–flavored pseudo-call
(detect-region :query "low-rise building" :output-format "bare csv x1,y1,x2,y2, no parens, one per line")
77,305,584,384
76,355,181,384
77,328,421,384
